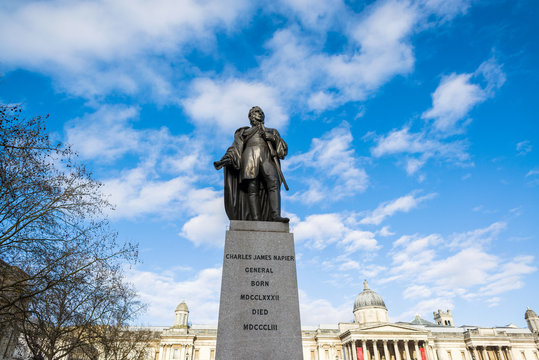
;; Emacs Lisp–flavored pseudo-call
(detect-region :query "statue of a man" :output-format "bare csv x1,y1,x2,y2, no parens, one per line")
214,106,289,223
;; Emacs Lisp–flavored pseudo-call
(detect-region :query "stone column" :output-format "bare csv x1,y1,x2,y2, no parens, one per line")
361,340,370,360
353,341,359,360
383,341,390,360
509,347,518,360
504,348,513,360
180,345,186,360
405,341,412,360
346,342,351,360
158,346,164,360
415,341,421,360
423,342,430,360
482,348,489,360
429,346,438,360
394,341,402,360
373,341,381,360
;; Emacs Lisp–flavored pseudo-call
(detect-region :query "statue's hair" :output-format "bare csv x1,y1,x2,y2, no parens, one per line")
248,106,264,121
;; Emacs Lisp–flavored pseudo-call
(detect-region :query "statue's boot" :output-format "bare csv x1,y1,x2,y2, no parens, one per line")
268,189,289,223
247,184,262,221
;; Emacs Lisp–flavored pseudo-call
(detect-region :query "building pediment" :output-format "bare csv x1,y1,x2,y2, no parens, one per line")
340,322,429,339
359,323,425,333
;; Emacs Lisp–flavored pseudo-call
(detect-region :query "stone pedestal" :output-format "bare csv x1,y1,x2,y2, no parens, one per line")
216,220,303,360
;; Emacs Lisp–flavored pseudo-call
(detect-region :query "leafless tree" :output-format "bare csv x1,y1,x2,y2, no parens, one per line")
89,324,156,360
19,248,144,360
1,104,142,359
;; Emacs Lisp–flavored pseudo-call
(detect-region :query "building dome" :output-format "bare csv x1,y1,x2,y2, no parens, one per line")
525,307,537,319
354,280,387,311
176,300,189,312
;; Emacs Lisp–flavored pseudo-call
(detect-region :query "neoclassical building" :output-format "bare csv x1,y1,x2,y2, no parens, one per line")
148,282,538,360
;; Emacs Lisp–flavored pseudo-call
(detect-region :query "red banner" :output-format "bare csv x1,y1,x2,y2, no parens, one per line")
420,348,427,360
357,347,364,360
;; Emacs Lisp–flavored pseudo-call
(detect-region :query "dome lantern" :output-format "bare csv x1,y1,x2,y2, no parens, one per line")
173,300,189,330
353,280,389,325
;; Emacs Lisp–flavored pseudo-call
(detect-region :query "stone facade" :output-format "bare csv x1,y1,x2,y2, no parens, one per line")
149,282,539,360
0,260,28,360
6,281,538,360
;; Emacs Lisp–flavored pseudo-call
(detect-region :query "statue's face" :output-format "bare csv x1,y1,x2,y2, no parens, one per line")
249,108,265,126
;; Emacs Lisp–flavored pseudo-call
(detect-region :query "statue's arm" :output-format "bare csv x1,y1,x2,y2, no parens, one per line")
214,128,245,170
271,129,288,160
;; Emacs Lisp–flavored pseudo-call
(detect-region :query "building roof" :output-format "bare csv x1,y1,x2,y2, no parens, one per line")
176,300,189,312
525,307,537,319
408,315,440,327
353,280,387,311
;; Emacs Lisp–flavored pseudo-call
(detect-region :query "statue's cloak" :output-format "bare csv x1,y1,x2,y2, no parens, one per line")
221,126,287,221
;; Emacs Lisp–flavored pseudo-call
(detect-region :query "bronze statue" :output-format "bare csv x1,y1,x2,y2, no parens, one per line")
214,106,290,223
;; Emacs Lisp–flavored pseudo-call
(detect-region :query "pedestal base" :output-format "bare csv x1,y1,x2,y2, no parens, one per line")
216,220,303,360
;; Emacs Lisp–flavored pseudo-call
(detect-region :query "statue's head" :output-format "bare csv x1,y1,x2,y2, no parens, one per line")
248,106,265,126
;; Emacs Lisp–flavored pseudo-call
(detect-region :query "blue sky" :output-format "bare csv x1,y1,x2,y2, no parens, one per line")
1,0,538,328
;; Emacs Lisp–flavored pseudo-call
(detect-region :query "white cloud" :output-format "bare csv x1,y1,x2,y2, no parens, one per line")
370,127,471,174
277,0,345,30
287,124,368,202
360,192,436,225
378,226,395,237
293,214,347,249
182,78,288,134
341,230,379,252
449,221,506,248
479,256,537,296
420,0,472,20
393,297,454,323
293,211,381,255
128,266,222,325
0,0,251,97
65,105,231,246
180,189,228,247
476,57,506,94
259,28,328,110
402,285,432,300
299,290,351,325
385,222,536,312
65,105,142,161
326,0,416,100
255,0,426,113
370,57,504,175
422,58,505,134
516,140,532,156
104,169,191,218
65,105,216,221
422,73,486,133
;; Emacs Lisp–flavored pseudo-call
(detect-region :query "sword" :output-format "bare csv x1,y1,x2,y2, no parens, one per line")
259,123,289,191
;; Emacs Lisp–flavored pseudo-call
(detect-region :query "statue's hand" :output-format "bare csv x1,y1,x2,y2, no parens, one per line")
260,130,275,142
214,158,232,170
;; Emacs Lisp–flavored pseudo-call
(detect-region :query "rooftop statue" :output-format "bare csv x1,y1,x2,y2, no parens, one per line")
214,106,289,223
